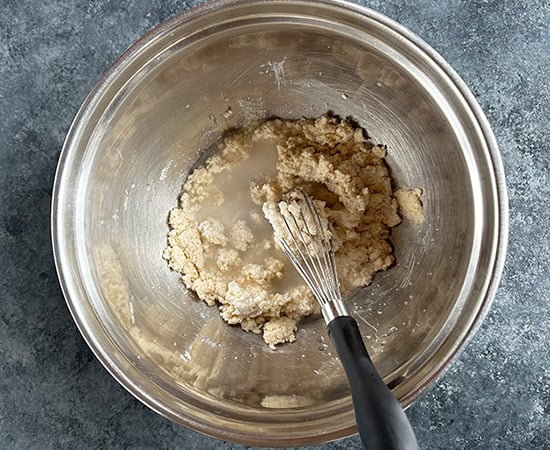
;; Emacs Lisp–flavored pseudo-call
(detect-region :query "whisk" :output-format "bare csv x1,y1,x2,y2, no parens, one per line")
267,191,418,450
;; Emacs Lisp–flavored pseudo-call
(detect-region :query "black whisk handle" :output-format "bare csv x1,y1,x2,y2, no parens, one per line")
327,316,418,450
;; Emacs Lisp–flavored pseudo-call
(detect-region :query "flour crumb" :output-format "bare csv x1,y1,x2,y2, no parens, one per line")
261,394,315,408
263,316,297,350
230,220,254,251
395,188,425,225
198,218,228,246
216,248,241,272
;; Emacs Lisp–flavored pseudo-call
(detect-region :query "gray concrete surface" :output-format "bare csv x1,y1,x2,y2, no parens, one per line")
1,0,548,448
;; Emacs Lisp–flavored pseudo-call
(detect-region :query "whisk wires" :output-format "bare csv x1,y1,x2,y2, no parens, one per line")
276,192,342,307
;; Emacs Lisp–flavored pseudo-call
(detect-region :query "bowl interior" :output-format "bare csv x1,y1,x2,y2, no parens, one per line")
55,1,502,445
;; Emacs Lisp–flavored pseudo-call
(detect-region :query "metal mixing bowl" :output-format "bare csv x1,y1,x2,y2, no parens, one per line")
52,0,508,446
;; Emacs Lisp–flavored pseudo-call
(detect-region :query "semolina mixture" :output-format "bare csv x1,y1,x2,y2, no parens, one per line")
163,115,421,349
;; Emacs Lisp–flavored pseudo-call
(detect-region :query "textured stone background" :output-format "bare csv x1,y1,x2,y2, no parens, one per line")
1,0,548,448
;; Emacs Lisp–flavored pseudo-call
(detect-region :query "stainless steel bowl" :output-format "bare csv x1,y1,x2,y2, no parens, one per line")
52,0,508,446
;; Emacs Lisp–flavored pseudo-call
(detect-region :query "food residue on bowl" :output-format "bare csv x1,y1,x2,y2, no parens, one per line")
395,188,425,225
163,114,420,349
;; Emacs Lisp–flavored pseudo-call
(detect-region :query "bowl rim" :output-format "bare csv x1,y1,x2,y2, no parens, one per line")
51,0,509,445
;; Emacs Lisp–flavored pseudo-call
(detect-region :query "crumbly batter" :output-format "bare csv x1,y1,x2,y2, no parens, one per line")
164,115,404,349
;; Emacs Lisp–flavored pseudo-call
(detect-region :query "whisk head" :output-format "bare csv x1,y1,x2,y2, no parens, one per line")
265,190,349,324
